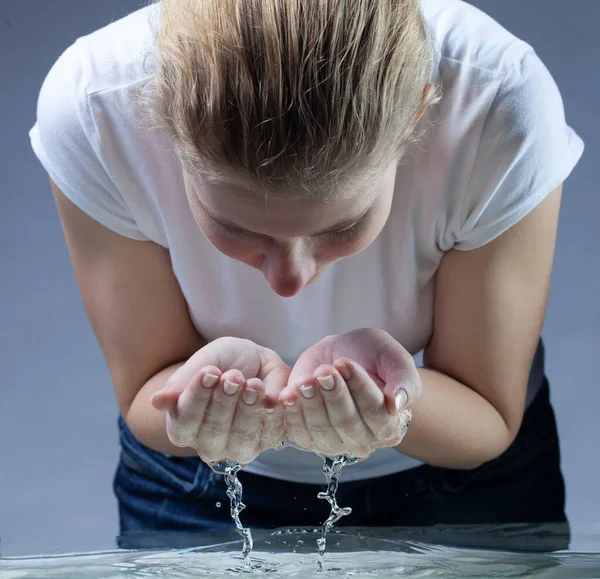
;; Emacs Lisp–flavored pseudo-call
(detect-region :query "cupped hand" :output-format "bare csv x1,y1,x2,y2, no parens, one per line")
151,337,291,466
279,328,420,459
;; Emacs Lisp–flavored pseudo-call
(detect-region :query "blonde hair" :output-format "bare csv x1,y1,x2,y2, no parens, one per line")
139,0,442,200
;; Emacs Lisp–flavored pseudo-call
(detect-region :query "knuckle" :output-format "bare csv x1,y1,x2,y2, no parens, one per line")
200,421,228,441
168,430,193,447
166,419,196,447
335,417,363,435
361,407,382,424
356,445,375,458
237,449,258,465
306,422,333,436
228,430,252,448
202,450,222,464
322,389,347,403
210,394,237,412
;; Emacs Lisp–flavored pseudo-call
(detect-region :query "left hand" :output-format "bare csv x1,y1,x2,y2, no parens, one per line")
278,328,420,459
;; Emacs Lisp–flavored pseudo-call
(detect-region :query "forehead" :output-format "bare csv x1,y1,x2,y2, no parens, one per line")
184,170,383,238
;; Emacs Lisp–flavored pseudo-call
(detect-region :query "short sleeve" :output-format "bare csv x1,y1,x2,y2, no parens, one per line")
454,49,585,250
29,42,150,241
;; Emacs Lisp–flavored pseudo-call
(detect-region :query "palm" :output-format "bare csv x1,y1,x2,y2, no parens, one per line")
280,328,417,458
289,328,412,392
159,337,291,410
190,338,291,406
152,337,292,465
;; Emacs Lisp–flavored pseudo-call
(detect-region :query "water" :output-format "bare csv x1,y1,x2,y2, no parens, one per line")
316,455,358,570
2,529,600,578
210,461,253,568
211,448,359,568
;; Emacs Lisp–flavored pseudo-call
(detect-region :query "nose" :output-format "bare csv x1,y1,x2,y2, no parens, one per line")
261,241,316,297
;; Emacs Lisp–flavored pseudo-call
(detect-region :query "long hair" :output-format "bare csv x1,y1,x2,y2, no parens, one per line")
138,0,442,199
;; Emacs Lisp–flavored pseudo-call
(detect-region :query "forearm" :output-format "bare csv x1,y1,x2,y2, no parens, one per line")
396,367,513,469
125,362,198,457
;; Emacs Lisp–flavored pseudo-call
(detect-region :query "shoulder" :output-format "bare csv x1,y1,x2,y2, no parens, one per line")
31,5,170,245
69,5,159,96
420,0,533,81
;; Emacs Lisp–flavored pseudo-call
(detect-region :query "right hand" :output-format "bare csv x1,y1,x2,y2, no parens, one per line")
151,337,291,466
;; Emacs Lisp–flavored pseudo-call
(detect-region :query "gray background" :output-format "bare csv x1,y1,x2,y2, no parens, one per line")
0,0,598,558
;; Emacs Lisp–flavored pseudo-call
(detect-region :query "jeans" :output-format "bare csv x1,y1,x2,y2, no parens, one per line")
113,376,567,544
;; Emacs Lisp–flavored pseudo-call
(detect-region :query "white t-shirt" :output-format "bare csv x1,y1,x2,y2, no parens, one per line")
29,0,584,484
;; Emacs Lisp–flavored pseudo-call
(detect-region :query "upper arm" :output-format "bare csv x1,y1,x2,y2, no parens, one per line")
50,179,206,416
424,184,563,440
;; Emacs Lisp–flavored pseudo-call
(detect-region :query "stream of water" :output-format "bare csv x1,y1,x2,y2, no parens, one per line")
210,452,358,571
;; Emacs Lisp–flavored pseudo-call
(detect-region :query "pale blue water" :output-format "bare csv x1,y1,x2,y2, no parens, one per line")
1,527,600,579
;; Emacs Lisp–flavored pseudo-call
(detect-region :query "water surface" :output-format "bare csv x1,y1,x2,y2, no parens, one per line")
2,527,600,579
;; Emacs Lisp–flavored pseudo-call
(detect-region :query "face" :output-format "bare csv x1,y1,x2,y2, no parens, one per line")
183,163,397,298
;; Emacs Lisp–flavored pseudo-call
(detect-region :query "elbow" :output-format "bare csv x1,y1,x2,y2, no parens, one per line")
460,426,516,471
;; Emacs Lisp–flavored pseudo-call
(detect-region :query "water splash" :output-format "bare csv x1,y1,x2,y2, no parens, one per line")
316,455,358,571
209,461,253,569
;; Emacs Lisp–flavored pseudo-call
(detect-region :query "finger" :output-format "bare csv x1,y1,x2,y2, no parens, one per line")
376,340,422,412
314,364,373,455
299,377,344,456
262,364,290,411
281,393,312,451
262,405,286,451
279,336,336,402
198,369,245,463
333,358,392,438
165,342,225,395
227,378,265,463
165,366,222,447
152,365,221,414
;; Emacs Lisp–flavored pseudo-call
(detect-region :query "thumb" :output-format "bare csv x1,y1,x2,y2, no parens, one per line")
377,340,422,415
150,384,181,414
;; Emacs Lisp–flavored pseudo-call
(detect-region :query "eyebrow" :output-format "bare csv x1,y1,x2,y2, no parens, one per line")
196,197,373,238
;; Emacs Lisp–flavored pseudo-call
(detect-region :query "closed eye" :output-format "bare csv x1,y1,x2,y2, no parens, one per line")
322,219,368,242
218,222,266,240
216,213,369,242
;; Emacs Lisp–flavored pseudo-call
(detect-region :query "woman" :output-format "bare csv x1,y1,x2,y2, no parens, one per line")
30,0,584,542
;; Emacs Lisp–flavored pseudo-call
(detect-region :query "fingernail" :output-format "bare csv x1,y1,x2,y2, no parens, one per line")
317,375,335,391
282,399,296,407
224,380,240,396
299,384,316,399
394,389,408,413
202,373,219,388
338,363,352,380
242,388,258,406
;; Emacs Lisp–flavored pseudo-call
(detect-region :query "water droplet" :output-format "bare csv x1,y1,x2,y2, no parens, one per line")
215,501,221,507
